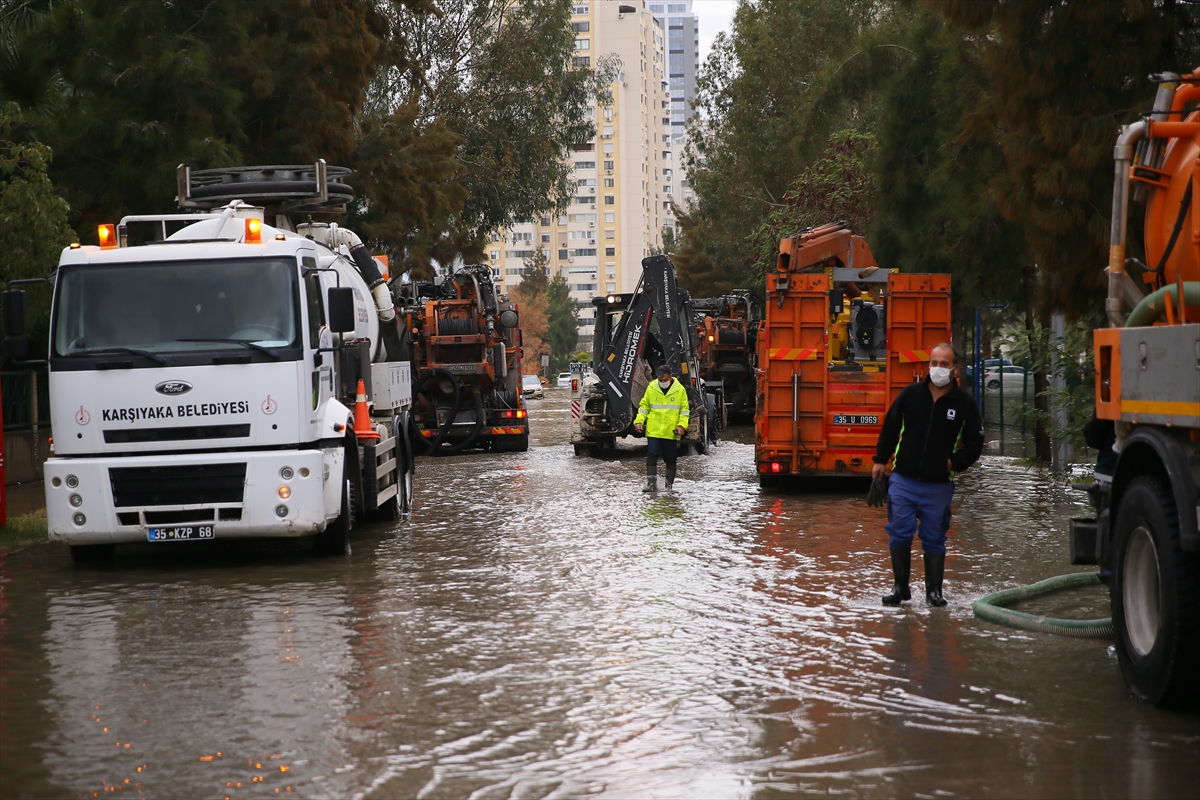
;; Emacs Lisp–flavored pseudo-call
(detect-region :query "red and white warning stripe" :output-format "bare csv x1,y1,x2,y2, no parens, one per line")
571,399,581,420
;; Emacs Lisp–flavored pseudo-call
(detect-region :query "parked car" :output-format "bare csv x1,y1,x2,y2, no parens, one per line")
521,374,544,399
556,372,573,388
964,357,1012,381
983,365,1027,389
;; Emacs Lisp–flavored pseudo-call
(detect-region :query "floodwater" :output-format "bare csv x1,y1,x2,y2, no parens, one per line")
2,390,1197,799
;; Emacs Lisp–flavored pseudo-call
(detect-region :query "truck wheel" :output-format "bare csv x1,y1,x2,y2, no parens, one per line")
314,478,354,557
1111,476,1199,707
70,544,115,563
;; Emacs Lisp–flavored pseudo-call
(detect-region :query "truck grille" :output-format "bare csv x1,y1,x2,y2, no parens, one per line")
109,463,247,508
103,424,251,444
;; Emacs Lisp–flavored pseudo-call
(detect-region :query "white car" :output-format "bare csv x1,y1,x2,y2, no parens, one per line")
983,365,1027,388
521,374,544,399
556,372,573,388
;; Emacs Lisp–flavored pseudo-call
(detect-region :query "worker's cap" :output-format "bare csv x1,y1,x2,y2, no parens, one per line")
656,364,672,377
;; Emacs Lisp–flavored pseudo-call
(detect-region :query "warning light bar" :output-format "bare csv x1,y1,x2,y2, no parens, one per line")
245,217,263,244
97,224,117,249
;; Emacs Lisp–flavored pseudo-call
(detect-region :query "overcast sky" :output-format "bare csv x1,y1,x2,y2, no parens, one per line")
692,0,737,66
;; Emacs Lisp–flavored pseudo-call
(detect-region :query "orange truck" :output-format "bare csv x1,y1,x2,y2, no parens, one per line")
1069,71,1199,708
754,222,951,484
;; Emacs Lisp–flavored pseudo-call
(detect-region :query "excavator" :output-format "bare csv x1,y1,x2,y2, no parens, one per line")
570,255,722,456
693,290,759,423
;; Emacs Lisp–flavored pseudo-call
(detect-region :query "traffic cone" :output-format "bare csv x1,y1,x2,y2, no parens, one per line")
353,380,380,441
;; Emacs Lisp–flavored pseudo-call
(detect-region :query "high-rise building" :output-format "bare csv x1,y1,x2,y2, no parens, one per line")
649,1,698,232
490,1,671,346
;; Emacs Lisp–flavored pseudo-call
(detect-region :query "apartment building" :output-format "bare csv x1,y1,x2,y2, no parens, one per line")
489,1,671,345
649,1,698,231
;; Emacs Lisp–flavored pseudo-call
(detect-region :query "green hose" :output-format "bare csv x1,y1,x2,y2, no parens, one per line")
1125,281,1200,327
972,572,1113,638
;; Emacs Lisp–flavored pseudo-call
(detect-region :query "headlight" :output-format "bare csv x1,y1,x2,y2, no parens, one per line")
65,475,79,488
280,466,295,480
69,494,84,507
275,505,289,518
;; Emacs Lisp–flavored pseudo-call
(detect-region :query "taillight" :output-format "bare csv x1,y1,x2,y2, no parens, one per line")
758,461,785,474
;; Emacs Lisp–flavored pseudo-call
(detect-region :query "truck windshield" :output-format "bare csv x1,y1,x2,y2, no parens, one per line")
53,258,300,358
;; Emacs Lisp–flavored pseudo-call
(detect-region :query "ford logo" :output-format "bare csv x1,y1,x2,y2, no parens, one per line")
155,380,193,396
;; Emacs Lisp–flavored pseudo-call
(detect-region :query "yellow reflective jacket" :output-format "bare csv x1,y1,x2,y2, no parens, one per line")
635,377,690,439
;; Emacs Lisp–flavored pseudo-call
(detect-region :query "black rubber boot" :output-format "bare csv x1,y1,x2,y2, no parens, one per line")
881,547,911,606
643,457,657,492
924,551,948,607
664,463,677,491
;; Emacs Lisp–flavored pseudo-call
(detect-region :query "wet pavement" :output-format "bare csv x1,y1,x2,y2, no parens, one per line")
1,389,1197,799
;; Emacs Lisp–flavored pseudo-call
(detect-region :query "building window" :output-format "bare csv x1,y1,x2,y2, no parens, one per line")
604,212,615,222
571,21,589,32
602,124,613,137
490,232,500,242
605,229,616,239
541,234,551,244
574,38,590,50
558,215,568,226
603,160,614,171
570,248,597,257
573,283,598,292
604,195,615,205
604,178,614,188
505,267,525,276
606,281,617,292
664,186,672,194
605,247,616,256
490,250,499,262
571,142,594,152
558,249,569,260
505,250,534,259
576,161,596,170
572,56,590,69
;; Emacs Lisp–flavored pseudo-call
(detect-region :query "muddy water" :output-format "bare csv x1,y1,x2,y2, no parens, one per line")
1,389,1197,799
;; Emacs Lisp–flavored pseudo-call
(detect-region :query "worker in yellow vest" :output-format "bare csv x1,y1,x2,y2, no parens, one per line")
634,364,690,492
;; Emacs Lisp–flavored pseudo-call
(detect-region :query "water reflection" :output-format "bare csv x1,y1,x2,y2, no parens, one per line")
0,388,1195,799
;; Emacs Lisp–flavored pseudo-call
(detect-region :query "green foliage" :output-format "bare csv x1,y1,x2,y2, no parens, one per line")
0,102,74,361
743,129,877,292
0,509,48,551
545,271,579,373
930,0,1196,317
997,317,1100,458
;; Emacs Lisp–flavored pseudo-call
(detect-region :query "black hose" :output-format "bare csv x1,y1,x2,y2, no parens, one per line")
412,369,486,456
349,243,385,289
1152,179,1192,283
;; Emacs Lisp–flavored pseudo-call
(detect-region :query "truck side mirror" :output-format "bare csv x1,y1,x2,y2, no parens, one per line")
327,287,356,333
3,289,28,336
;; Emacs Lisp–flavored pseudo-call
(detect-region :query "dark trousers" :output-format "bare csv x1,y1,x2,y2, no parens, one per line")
646,436,677,478
885,472,954,554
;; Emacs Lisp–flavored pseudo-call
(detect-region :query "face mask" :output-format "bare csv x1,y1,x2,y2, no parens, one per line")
658,379,672,390
929,366,952,387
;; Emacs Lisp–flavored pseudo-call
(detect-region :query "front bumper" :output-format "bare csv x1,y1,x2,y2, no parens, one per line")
44,450,331,545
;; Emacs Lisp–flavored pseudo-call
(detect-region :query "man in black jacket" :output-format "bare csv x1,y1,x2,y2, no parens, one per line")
872,343,984,607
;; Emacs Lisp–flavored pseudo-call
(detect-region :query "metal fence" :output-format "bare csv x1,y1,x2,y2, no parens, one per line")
2,371,52,431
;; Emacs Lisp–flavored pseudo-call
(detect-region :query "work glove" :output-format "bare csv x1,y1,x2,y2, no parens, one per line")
867,474,889,508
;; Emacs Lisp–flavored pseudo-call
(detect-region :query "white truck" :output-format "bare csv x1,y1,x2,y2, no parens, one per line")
2,162,416,560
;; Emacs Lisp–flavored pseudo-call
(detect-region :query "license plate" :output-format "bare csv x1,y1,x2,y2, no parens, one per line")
147,525,215,542
833,414,879,425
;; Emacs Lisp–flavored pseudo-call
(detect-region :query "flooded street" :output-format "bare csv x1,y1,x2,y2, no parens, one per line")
2,389,1197,799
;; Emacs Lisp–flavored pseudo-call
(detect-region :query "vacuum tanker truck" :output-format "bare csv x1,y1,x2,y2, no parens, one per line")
1,162,415,559
1069,72,1200,708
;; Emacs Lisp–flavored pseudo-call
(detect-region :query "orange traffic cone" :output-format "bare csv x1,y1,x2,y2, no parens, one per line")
353,380,380,441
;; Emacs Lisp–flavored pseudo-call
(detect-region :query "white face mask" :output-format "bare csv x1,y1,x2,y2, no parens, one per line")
929,366,952,387
658,379,672,390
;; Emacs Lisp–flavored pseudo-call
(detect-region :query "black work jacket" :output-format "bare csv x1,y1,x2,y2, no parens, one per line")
873,378,984,483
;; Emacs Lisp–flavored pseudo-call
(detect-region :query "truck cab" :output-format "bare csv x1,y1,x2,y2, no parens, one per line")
3,163,415,559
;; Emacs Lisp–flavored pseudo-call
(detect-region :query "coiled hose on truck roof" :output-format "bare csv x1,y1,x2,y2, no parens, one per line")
972,571,1113,638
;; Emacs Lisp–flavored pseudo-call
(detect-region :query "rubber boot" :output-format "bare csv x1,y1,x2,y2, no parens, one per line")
881,547,911,606
643,458,657,493
924,551,948,607
664,463,677,491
